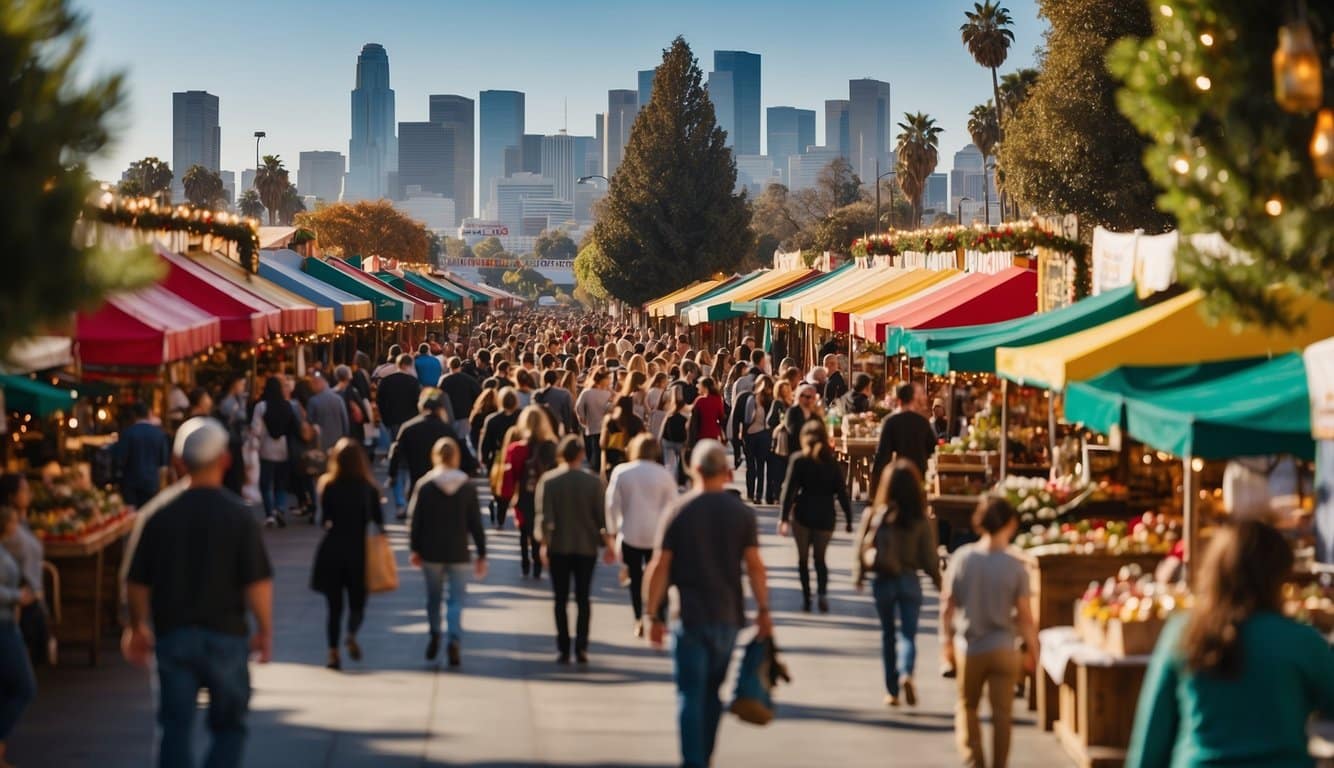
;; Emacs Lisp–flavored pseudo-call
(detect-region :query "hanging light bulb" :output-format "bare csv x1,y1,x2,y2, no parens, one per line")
1273,19,1323,113
1312,109,1334,179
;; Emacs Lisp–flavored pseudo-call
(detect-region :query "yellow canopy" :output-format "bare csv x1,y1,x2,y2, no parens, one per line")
813,268,960,330
785,266,898,321
194,252,337,336
996,288,1334,390
646,280,723,318
685,268,805,325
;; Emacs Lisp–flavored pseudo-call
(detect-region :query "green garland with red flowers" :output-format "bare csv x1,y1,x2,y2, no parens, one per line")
852,223,1086,258
92,195,262,272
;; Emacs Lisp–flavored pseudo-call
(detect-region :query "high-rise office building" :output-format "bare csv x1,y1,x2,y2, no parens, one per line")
241,169,256,193
711,51,760,155
950,143,985,211
395,190,456,231
219,171,235,205
428,94,474,221
493,172,556,232
734,155,776,195
521,134,543,175
397,122,454,202
766,107,815,185
297,151,346,203
172,90,220,199
707,72,734,148
924,172,948,215
541,132,576,203
347,44,397,201
848,78,892,183
479,90,525,217
638,68,658,109
825,99,850,159
594,113,604,176
603,89,638,178
520,197,575,236
571,135,598,179
787,147,841,193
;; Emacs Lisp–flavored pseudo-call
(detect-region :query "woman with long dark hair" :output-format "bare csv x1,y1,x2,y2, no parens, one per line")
251,375,296,527
310,438,384,670
853,460,941,707
742,376,776,504
0,475,48,667
1127,519,1334,767
502,406,557,577
778,420,853,613
600,395,645,480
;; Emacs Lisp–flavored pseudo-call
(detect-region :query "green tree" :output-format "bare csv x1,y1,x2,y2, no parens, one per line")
237,189,265,220
534,230,577,261
278,183,304,225
473,236,505,261
818,157,864,210
573,242,610,301
0,0,159,359
502,266,554,299
967,102,1000,225
895,112,943,229
591,36,754,304
999,68,1040,117
960,2,1016,131
255,154,289,225
442,236,474,260
121,156,172,201
998,0,1171,236
181,164,224,208
810,201,876,253
1109,0,1334,326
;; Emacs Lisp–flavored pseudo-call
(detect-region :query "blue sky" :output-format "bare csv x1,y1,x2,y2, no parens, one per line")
74,0,1046,182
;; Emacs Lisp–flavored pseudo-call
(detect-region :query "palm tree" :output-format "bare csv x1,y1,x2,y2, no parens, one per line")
999,68,1039,118
181,164,224,208
278,183,305,225
960,2,1016,129
894,112,943,229
237,189,265,220
967,102,1000,225
254,154,289,225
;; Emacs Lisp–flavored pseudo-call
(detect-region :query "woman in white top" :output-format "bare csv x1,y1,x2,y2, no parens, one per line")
251,375,298,527
604,435,679,637
645,372,669,438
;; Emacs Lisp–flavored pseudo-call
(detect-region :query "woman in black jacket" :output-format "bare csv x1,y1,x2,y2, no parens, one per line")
778,420,853,613
310,438,384,670
408,437,488,667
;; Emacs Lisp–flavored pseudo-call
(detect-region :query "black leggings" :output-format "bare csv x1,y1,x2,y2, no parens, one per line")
324,583,367,649
519,513,542,575
621,542,666,622
792,520,833,599
492,497,510,527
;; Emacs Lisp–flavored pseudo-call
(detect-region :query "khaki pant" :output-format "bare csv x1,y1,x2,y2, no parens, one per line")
955,648,1020,768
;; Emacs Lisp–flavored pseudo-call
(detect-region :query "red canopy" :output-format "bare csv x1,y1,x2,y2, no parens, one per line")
326,259,441,321
869,267,1037,344
76,285,221,367
158,248,281,342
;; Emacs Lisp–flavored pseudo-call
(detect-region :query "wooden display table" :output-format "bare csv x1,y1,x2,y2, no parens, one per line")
929,493,982,551
1038,627,1148,768
42,514,135,666
837,436,877,500
1022,550,1166,631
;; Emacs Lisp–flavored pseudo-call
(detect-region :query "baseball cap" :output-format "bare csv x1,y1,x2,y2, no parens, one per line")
174,417,230,471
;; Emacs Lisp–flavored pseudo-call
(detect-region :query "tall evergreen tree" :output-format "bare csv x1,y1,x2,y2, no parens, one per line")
591,36,754,305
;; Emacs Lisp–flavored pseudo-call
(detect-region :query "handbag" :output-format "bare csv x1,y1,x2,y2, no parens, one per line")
365,525,399,593
771,422,791,457
861,508,903,576
730,636,791,725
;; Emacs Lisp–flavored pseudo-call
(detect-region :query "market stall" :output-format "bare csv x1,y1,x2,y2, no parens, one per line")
646,278,726,319
258,251,374,323
860,266,1038,345
193,251,332,336
819,268,961,334
157,246,281,343
75,285,222,370
849,271,976,340
301,254,416,321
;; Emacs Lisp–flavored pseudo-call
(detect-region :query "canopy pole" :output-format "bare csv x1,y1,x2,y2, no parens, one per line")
1183,452,1196,573
1000,378,1009,480
1048,391,1059,479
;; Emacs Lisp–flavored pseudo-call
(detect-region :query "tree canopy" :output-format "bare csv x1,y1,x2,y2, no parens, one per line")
502,267,554,299
237,189,264,220
119,156,172,200
590,36,754,304
573,241,610,301
896,112,943,229
182,164,224,208
255,155,289,226
472,236,505,261
295,200,430,264
534,230,577,261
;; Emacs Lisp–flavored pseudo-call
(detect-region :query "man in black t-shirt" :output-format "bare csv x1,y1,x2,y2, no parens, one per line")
123,418,273,768
645,440,772,768
871,381,938,483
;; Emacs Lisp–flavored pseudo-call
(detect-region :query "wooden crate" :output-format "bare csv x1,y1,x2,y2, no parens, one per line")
1024,552,1165,631
1052,658,1148,768
1104,618,1164,658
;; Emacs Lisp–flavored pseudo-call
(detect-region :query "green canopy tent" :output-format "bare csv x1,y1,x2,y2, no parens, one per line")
892,316,1022,359
302,258,412,321
1,375,75,418
376,271,471,309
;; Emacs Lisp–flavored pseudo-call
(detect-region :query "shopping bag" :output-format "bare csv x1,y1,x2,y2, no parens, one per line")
365,528,399,593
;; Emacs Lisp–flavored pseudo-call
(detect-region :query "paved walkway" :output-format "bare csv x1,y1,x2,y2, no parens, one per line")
12,465,1069,767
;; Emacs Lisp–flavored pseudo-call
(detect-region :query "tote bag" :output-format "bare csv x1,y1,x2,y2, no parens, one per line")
365,524,399,593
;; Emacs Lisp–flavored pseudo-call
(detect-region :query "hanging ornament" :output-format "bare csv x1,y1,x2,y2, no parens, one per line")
1313,109,1334,179
1273,18,1323,113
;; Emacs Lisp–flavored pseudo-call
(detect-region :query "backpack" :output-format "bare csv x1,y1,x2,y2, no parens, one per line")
662,412,688,444
533,388,560,435
861,507,903,576
517,440,557,514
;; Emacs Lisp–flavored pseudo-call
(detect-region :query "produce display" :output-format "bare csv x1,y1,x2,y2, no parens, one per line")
940,412,1001,453
1283,582,1334,633
1076,563,1192,656
27,471,128,541
1015,511,1182,555
1002,475,1129,526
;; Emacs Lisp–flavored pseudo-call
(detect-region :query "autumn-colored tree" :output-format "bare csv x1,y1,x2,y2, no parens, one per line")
295,200,430,263
472,236,505,260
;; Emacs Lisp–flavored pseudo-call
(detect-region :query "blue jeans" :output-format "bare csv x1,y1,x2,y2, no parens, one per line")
672,623,740,768
743,431,772,501
154,626,251,768
0,622,35,740
421,562,470,644
662,440,685,485
257,459,287,519
872,572,924,696
382,422,408,507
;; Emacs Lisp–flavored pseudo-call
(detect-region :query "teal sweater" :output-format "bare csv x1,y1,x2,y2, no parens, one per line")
1127,611,1334,768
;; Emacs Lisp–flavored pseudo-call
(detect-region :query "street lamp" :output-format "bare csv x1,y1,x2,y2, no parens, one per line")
957,197,971,226
874,159,897,235
253,131,266,189
577,175,609,185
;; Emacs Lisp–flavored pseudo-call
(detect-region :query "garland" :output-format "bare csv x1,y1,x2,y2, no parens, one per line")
92,196,261,272
851,222,1087,259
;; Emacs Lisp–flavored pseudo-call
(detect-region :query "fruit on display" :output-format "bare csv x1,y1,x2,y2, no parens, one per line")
1283,583,1334,633
27,471,127,542
1014,511,1182,555
1078,564,1191,627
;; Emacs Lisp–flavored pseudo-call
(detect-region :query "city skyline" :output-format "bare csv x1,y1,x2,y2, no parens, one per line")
75,0,1043,187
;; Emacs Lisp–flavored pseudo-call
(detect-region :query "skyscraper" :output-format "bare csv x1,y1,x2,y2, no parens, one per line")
172,90,220,198
824,99,850,159
924,173,948,215
541,132,576,203
428,94,474,221
397,122,454,200
848,78,892,183
347,44,396,201
594,114,604,176
297,151,346,203
711,51,760,155
766,107,815,185
521,134,543,175
219,170,235,205
638,68,658,109
571,134,598,178
603,89,638,178
787,148,841,193
479,90,524,217
950,143,985,211
707,72,734,148
493,172,556,233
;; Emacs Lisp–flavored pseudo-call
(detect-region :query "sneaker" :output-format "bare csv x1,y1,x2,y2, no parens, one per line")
633,620,644,639
883,694,899,707
264,516,277,528
901,677,917,707
941,663,957,679
447,641,461,668
802,597,812,613
425,634,440,661
345,637,362,662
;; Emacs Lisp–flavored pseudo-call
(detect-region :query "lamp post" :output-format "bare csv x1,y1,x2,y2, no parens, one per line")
253,131,266,189
874,159,897,235
957,197,971,226
576,175,609,185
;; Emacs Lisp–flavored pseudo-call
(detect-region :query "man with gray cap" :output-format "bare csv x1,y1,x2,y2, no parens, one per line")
123,417,274,768
306,371,350,453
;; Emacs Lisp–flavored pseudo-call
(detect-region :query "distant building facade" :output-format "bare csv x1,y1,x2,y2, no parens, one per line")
603,89,638,178
428,94,475,222
848,78,892,183
172,90,220,199
711,51,760,155
479,90,525,218
297,151,346,203
347,44,397,201
766,107,815,185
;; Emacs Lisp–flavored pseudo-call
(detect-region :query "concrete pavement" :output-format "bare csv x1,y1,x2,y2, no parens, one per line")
11,470,1069,767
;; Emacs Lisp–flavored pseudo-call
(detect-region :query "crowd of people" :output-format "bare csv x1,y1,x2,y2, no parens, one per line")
0,309,1330,768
